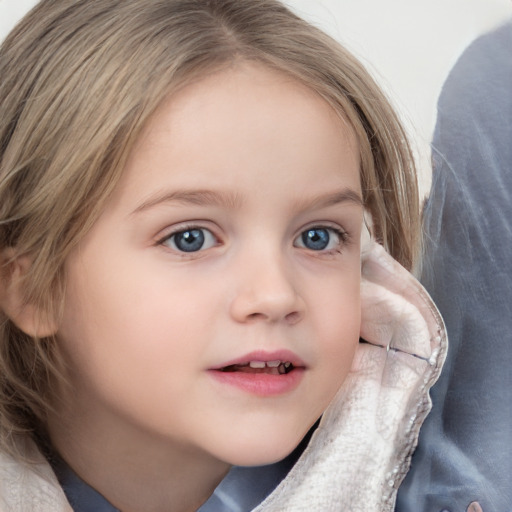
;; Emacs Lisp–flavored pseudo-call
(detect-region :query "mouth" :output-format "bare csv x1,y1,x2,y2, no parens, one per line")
209,350,305,395
219,360,295,375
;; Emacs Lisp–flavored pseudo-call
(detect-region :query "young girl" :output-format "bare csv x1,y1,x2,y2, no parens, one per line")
0,1,446,511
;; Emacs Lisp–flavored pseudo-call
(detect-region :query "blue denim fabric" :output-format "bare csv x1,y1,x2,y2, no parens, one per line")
52,455,120,512
396,21,512,512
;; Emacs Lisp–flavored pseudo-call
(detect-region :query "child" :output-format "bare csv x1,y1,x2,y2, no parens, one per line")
0,1,446,511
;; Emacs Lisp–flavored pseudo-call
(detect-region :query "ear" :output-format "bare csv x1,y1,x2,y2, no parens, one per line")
1,250,58,338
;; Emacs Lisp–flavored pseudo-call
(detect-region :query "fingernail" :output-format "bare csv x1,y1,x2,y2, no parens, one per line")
467,502,483,512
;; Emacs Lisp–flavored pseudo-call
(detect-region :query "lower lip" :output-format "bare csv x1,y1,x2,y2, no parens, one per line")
208,368,305,396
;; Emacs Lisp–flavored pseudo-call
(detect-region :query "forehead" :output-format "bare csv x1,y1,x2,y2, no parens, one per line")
113,62,360,207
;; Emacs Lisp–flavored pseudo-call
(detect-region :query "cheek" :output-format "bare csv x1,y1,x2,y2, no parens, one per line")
56,279,200,423
57,263,218,383
313,271,361,380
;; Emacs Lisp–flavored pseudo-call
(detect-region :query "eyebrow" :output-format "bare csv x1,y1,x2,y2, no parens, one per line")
131,187,363,215
131,189,243,214
292,189,363,211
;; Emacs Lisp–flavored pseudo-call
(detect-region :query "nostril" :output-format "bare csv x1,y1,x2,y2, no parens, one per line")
244,311,301,324
229,283,304,324
246,312,267,322
284,311,302,324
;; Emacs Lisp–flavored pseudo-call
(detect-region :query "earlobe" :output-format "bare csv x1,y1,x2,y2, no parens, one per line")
0,250,57,338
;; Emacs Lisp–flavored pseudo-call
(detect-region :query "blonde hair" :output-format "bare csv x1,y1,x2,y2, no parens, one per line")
0,0,419,459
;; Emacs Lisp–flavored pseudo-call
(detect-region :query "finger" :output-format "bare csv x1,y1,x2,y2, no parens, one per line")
467,502,483,512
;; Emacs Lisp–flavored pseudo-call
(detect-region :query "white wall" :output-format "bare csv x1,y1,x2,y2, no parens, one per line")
0,0,39,37
1,0,511,193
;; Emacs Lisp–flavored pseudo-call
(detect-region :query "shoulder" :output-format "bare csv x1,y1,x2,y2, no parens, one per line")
438,21,512,123
430,20,512,204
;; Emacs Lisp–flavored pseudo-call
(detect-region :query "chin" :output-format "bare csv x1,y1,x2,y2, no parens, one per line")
224,448,296,468
212,426,310,467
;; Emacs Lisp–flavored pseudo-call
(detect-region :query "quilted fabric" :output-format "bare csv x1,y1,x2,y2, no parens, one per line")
0,241,446,511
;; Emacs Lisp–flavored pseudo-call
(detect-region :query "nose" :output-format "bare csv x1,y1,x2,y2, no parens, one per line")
229,249,305,325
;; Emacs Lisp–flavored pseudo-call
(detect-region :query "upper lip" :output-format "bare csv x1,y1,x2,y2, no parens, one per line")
210,349,306,370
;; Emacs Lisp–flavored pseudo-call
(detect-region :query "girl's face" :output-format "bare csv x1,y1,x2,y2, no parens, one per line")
55,63,363,468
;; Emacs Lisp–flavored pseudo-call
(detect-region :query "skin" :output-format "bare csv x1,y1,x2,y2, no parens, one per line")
47,62,364,512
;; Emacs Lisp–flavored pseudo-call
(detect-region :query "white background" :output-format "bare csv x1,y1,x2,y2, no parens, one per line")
1,0,511,193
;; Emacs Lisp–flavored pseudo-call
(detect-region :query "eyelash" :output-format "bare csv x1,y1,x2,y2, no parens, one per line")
156,224,219,254
156,224,350,255
294,225,350,254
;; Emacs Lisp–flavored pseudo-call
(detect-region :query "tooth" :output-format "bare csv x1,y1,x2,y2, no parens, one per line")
266,360,281,368
284,362,291,369
249,361,266,369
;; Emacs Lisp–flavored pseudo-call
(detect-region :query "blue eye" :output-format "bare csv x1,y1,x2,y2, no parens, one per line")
164,228,216,253
295,227,343,251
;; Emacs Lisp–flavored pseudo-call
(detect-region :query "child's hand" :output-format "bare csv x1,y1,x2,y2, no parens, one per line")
466,502,483,512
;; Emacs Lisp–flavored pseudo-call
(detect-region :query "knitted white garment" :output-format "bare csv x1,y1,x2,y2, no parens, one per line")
253,241,446,512
0,240,446,512
0,436,72,512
